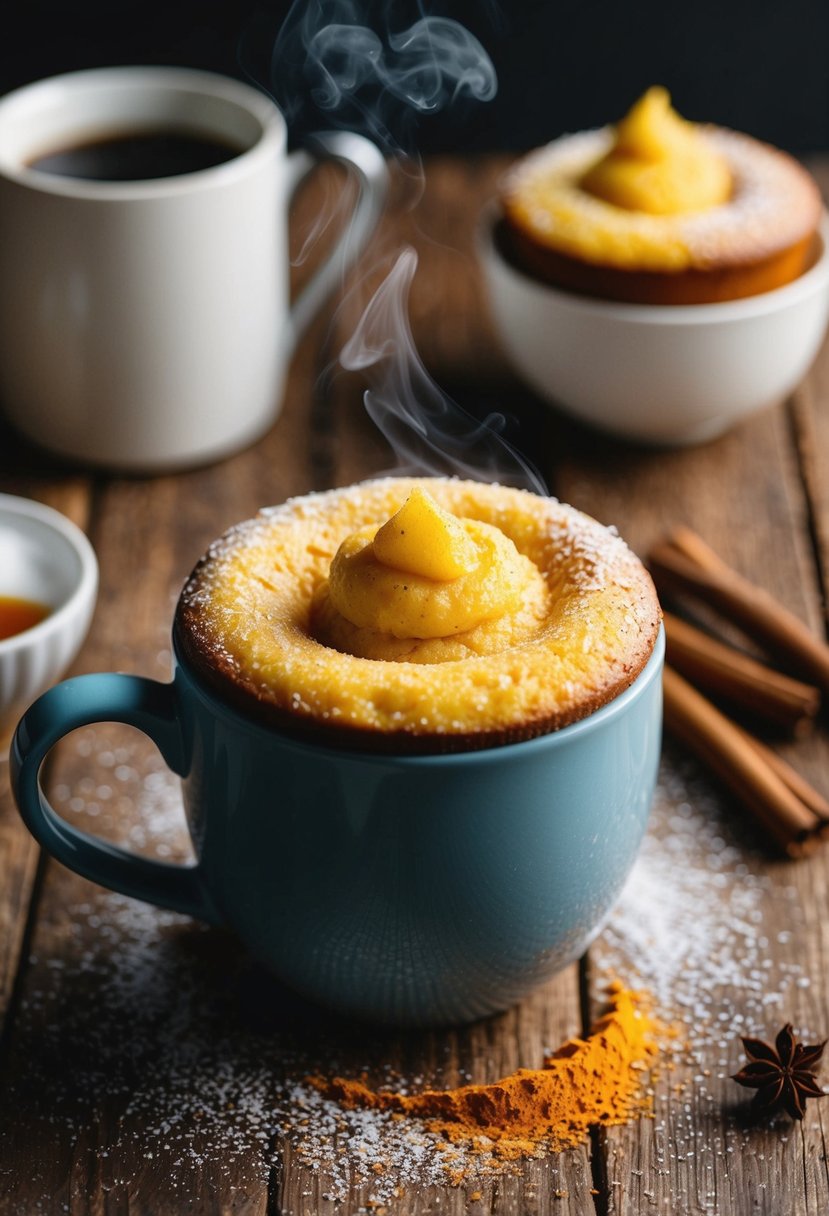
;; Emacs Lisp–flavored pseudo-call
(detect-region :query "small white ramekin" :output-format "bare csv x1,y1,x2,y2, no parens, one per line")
0,493,98,734
480,210,829,445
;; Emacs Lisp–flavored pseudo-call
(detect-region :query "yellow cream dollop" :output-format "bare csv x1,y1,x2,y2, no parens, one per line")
326,487,528,641
373,485,478,581
581,86,731,215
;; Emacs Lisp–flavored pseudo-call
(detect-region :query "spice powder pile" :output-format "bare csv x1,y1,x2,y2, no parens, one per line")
312,984,656,1158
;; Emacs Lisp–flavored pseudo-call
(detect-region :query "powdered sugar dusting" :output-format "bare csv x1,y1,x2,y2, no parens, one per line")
597,756,808,1037
1,729,816,1209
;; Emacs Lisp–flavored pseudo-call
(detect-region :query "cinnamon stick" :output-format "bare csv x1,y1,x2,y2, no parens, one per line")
663,611,820,732
740,732,829,833
662,666,822,857
663,525,731,574
650,528,829,694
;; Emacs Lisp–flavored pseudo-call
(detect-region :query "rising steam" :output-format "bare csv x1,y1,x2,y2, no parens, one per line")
262,0,496,155
340,249,546,494
242,3,532,490
305,16,497,110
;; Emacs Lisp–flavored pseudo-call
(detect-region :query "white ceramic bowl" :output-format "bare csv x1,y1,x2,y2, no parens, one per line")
480,211,829,445
0,494,98,731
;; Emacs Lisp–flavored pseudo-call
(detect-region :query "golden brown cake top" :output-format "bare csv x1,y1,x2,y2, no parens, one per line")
504,121,821,274
175,478,661,752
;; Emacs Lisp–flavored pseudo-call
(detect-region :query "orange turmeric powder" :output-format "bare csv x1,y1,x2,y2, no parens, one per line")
312,984,657,1159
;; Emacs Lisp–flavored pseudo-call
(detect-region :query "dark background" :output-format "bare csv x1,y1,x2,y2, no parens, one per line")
2,0,828,153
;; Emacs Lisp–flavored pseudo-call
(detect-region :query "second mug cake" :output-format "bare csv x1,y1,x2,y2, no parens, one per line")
501,86,822,305
482,89,829,443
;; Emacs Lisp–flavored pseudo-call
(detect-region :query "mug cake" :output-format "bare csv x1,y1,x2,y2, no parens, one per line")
175,477,660,752
501,87,822,304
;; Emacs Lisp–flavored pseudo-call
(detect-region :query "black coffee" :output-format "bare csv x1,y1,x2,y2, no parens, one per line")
27,129,241,182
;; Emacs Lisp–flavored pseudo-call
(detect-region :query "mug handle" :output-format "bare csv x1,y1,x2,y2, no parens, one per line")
283,131,388,353
10,673,220,925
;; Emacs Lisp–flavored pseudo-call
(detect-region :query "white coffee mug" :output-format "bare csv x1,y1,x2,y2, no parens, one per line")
0,67,387,471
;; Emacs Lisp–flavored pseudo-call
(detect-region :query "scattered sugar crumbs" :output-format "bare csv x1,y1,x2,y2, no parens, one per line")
0,726,819,1210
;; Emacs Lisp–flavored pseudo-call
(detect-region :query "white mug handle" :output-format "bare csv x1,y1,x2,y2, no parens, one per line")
283,132,388,354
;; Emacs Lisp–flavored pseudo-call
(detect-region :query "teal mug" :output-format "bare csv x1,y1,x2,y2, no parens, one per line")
11,627,664,1026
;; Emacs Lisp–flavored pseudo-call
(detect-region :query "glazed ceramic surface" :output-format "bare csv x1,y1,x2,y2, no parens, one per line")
0,68,386,471
12,628,663,1025
0,494,98,731
480,212,829,446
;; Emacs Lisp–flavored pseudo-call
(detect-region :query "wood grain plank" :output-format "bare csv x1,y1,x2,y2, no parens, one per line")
0,159,573,1216
0,465,94,1046
7,149,829,1216
277,155,829,1216
275,156,592,1216
554,370,829,1213
791,160,829,619
0,168,340,1215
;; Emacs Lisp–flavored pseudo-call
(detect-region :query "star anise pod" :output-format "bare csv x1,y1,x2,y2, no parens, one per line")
732,1024,827,1120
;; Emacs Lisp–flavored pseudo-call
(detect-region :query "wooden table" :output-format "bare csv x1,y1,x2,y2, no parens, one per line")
2,156,829,1216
